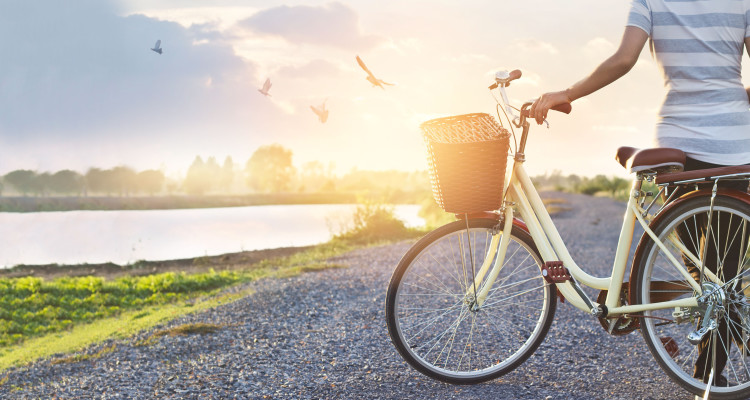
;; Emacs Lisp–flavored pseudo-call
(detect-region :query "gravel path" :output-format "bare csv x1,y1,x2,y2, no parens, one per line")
0,192,699,399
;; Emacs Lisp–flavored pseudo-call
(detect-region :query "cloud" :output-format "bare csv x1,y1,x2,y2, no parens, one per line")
0,0,303,173
449,53,491,65
583,37,615,59
509,38,559,55
237,2,383,51
381,38,424,54
275,59,343,80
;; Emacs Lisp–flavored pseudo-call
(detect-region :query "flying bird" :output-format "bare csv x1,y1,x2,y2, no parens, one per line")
258,78,272,97
310,100,328,124
356,55,394,89
151,40,163,55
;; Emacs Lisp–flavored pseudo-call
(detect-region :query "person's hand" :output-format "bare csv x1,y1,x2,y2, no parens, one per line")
529,90,572,125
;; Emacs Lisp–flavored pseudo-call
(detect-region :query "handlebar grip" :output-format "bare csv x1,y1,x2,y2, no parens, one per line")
508,69,522,81
520,103,573,117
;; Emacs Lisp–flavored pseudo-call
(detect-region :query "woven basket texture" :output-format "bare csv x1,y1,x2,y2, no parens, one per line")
421,113,510,213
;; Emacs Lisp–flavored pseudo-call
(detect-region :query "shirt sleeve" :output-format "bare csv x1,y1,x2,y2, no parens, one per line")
626,0,652,36
745,0,750,37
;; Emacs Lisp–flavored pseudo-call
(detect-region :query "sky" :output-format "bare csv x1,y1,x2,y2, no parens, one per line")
2,0,736,178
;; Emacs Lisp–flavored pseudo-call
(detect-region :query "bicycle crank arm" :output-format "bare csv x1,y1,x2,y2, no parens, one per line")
542,261,599,315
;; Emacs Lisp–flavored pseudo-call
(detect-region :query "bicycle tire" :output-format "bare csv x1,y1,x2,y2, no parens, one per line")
385,218,556,384
632,195,750,399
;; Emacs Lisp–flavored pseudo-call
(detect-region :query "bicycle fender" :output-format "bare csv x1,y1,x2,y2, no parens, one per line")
627,188,750,305
455,212,530,233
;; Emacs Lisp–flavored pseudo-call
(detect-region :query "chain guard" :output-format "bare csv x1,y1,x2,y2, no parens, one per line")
596,284,640,336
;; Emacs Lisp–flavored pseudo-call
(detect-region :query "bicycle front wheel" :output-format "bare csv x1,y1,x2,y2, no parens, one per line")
385,218,556,384
632,195,750,399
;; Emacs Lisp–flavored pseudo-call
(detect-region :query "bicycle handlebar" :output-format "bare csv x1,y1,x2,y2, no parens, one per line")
489,69,523,90
520,102,572,117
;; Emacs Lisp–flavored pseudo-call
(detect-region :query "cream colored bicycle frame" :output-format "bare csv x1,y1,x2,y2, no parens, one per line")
469,160,725,316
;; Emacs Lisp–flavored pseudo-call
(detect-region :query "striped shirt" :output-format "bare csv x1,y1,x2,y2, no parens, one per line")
627,0,750,165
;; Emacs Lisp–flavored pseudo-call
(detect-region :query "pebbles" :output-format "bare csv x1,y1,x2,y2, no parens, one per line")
0,192,691,399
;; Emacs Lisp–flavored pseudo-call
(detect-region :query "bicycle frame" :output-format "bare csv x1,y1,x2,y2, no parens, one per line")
467,83,725,316
501,160,702,315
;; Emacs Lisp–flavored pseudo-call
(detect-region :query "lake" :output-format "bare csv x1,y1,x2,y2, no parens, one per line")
0,204,424,267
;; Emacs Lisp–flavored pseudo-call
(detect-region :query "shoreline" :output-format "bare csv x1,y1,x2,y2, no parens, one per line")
0,193,362,213
0,245,314,280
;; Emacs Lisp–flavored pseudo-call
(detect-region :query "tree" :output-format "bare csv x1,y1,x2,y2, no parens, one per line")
136,170,165,195
299,161,327,192
245,144,296,193
34,173,52,197
86,168,115,195
4,170,37,196
219,156,234,193
49,170,84,195
184,156,211,195
111,166,137,197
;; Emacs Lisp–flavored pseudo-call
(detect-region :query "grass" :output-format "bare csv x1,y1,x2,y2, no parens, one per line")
0,193,360,213
0,285,255,371
135,322,224,347
50,343,118,365
0,202,415,373
0,270,244,347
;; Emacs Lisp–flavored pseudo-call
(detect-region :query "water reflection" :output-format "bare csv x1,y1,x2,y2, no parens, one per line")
0,204,423,267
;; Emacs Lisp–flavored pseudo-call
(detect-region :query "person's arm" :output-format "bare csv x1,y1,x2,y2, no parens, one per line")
745,37,750,101
529,26,649,124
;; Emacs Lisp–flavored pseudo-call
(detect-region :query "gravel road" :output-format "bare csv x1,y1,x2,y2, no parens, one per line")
0,192,700,399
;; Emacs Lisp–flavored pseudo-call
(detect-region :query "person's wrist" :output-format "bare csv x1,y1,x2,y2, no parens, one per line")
563,88,573,103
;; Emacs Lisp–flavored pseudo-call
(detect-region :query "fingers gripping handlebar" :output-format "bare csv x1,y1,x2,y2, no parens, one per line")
521,102,572,117
490,68,573,116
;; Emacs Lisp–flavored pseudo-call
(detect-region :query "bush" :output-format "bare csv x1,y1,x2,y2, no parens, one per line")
335,200,416,245
417,197,454,228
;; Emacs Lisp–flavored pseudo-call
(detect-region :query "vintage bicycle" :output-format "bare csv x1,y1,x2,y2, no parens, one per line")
385,69,750,399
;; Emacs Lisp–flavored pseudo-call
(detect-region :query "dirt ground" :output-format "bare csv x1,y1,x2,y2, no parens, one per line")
0,246,313,280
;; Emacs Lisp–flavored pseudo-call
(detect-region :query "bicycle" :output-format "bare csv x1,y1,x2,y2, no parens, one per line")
385,69,750,399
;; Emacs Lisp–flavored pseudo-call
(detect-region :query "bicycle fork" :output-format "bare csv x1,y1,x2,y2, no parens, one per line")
465,206,515,309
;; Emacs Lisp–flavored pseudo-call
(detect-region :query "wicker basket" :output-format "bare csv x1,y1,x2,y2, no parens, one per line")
421,113,510,213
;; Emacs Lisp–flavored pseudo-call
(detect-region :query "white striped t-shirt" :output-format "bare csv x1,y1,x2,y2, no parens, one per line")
627,0,750,165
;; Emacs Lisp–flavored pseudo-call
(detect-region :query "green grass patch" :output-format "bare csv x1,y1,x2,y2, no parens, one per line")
0,286,253,371
333,200,424,244
0,270,243,347
50,343,118,365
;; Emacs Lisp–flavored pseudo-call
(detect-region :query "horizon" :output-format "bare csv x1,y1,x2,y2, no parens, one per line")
3,0,725,179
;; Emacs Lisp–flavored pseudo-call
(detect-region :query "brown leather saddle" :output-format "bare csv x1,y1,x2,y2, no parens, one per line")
615,146,750,185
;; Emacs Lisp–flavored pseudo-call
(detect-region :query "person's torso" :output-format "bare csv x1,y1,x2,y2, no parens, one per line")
629,0,750,165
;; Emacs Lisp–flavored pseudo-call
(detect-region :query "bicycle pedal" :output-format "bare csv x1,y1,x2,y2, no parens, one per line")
541,261,571,283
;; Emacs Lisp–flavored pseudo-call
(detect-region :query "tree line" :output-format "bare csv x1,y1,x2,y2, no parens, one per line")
0,144,430,200
3,167,167,197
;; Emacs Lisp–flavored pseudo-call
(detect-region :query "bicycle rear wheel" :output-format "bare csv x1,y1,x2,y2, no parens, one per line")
385,218,556,384
632,195,750,399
